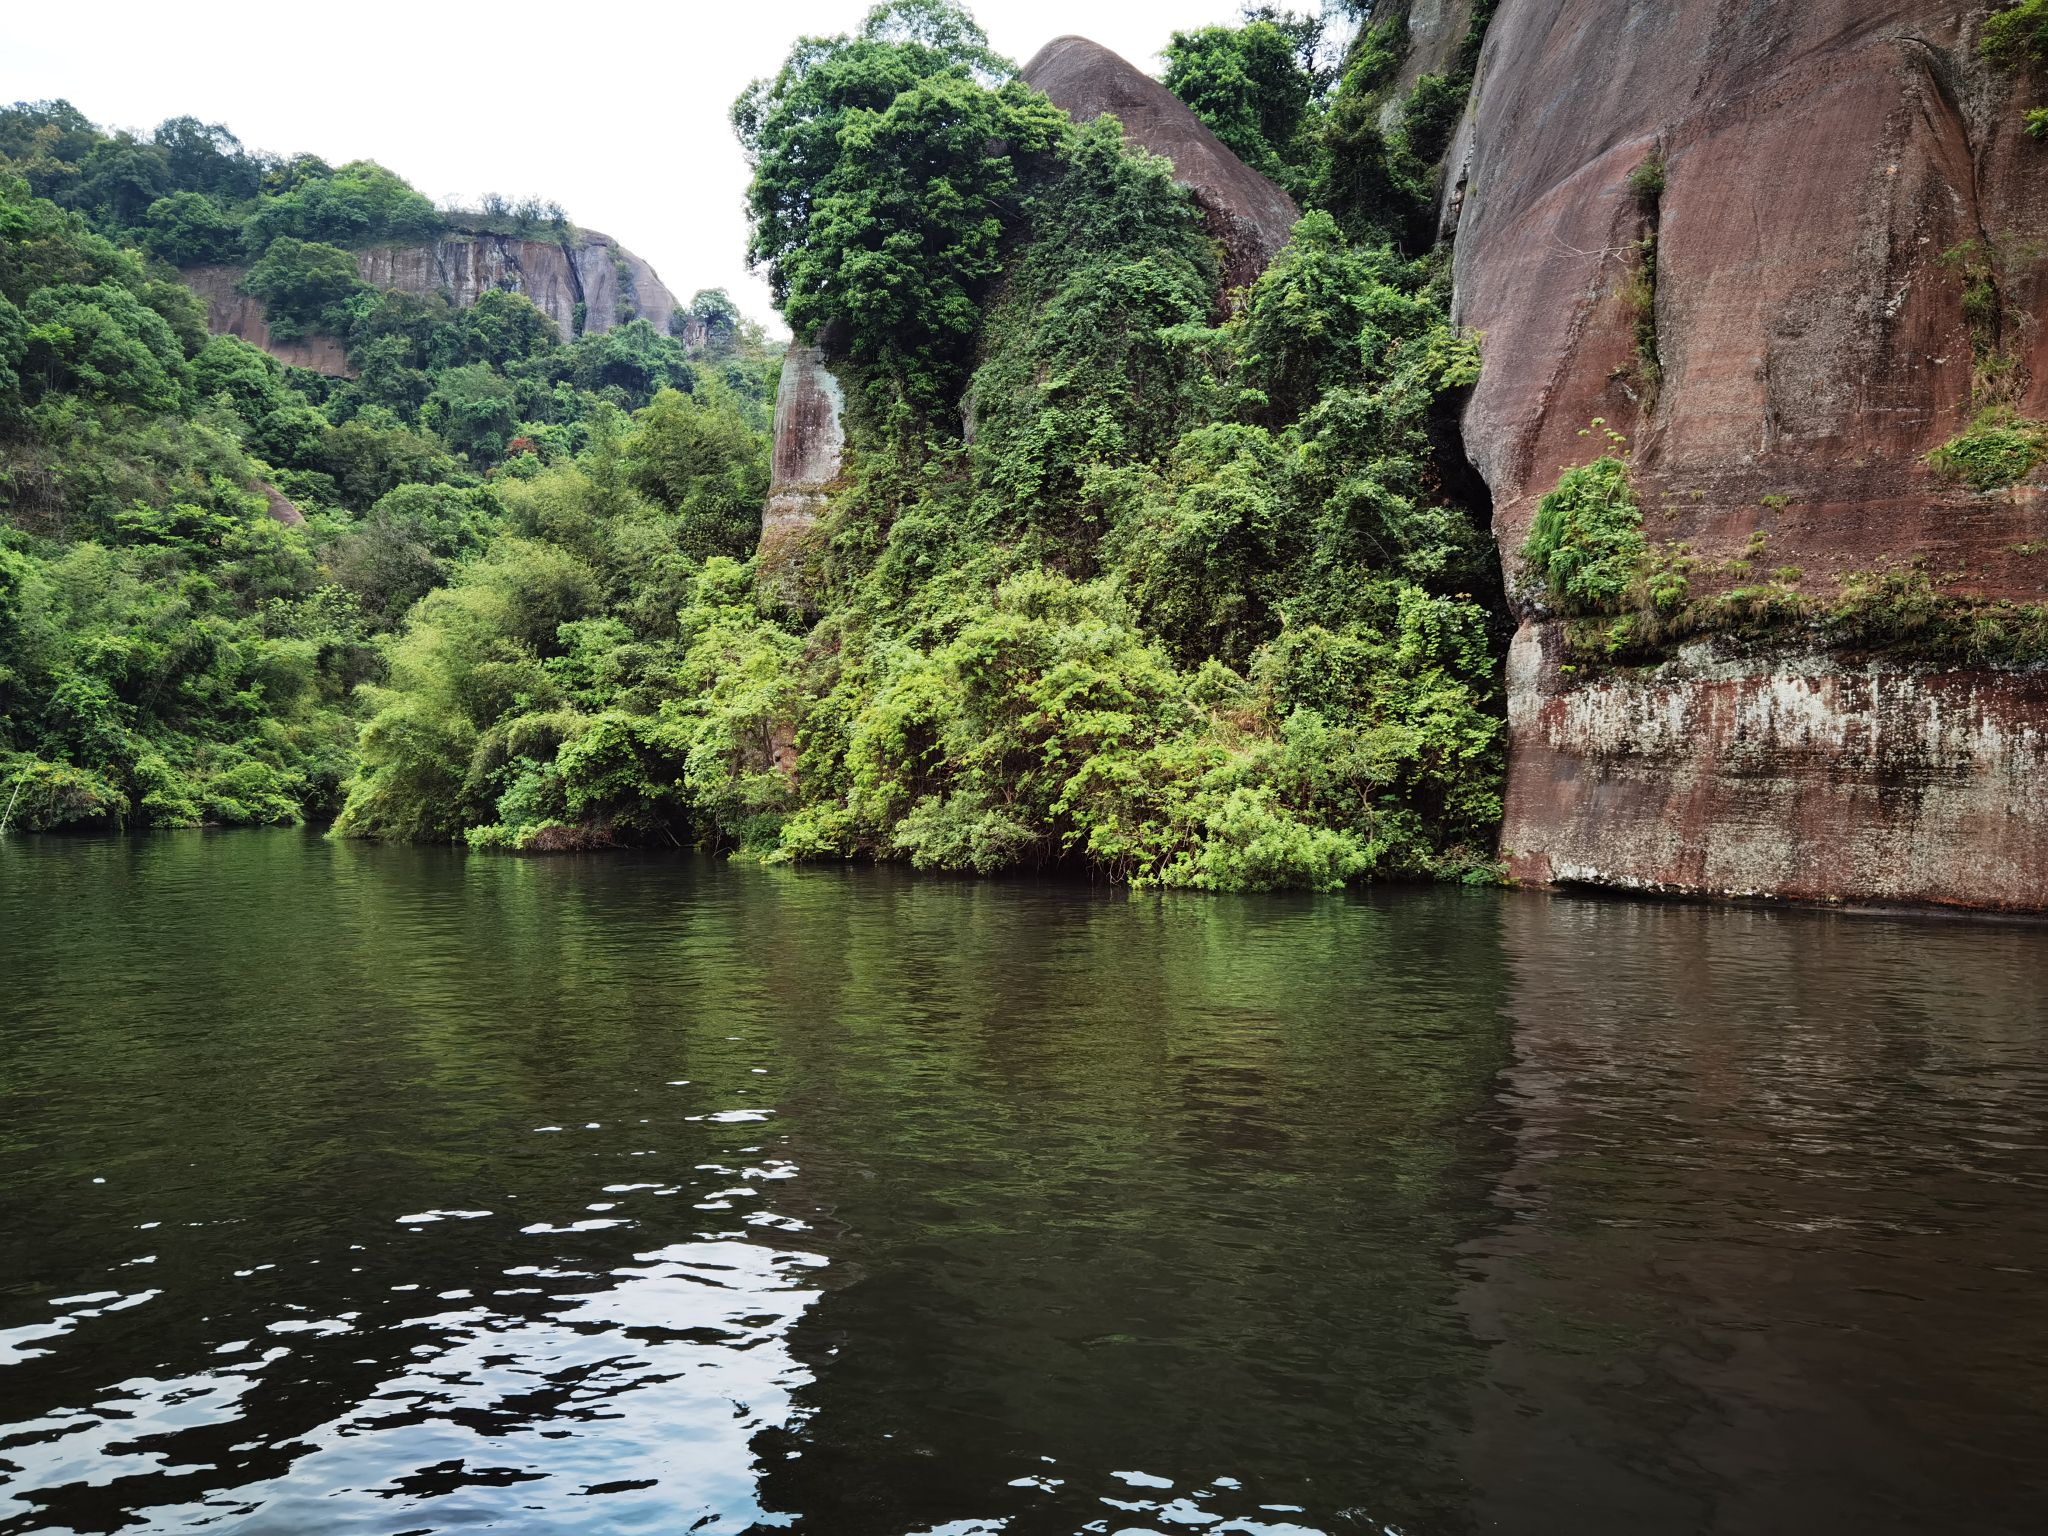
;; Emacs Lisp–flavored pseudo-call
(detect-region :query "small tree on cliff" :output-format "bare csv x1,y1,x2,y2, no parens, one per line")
732,0,1064,413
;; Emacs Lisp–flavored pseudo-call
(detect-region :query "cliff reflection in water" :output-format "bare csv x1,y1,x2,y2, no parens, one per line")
0,834,2043,1535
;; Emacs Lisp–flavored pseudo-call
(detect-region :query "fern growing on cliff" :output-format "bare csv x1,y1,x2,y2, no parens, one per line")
1521,448,1646,615
1927,406,2048,491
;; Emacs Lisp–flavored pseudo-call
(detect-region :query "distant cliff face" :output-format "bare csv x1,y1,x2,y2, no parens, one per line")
1021,35,1301,290
184,227,685,376
1449,0,2048,909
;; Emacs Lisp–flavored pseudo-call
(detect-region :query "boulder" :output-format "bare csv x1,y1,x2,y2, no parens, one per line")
1021,35,1302,289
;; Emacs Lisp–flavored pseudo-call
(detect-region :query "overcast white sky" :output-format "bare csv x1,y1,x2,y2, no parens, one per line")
1,0,1266,331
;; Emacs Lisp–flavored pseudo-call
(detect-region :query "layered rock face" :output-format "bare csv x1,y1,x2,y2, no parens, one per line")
1021,36,1302,289
1451,0,2048,909
1507,629,2048,909
185,227,682,376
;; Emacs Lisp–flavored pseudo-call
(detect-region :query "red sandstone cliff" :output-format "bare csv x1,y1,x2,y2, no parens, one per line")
181,264,354,376
1450,0,2048,909
1021,36,1302,290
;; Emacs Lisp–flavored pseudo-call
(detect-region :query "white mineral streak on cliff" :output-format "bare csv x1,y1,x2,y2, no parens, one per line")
1503,622,2048,910
755,344,847,780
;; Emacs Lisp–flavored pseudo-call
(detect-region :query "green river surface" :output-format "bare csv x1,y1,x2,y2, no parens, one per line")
1,831,2044,1535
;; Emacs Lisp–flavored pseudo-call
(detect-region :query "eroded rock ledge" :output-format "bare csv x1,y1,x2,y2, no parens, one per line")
1504,624,2048,912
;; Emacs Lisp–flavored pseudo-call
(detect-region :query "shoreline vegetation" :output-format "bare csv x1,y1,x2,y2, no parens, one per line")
0,1,1515,892
9,0,2043,892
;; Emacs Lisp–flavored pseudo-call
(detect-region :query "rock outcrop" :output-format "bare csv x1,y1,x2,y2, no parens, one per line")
182,264,353,376
1505,630,2048,910
1450,0,2048,909
185,226,683,376
1021,35,1301,290
758,344,846,596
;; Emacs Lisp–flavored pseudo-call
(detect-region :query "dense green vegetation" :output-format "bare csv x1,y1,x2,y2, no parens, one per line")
3,1,1510,892
1160,1,1498,250
1519,436,2048,672
1984,0,2048,139
1928,406,2048,491
0,110,774,832
1520,448,1646,616
694,0,1501,889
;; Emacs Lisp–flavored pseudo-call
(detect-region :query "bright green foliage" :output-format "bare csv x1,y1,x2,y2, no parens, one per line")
1162,0,1502,252
1163,20,1319,189
140,190,244,265
330,410,780,848
0,411,370,829
733,1,1062,411
1985,1,2048,142
966,117,1219,544
685,288,741,339
239,237,364,340
242,160,440,249
625,384,769,559
0,120,778,835
1984,0,2048,63
7,13,1512,892
328,481,503,628
0,291,25,419
734,2,1007,307
703,9,1508,890
329,5,1507,889
20,281,187,410
1521,455,1647,614
1927,407,2048,491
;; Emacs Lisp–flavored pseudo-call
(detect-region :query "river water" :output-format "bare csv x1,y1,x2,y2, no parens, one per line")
1,832,2044,1535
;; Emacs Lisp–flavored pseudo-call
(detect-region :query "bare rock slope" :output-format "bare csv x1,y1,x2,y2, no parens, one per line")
1450,0,2048,909
1020,35,1301,290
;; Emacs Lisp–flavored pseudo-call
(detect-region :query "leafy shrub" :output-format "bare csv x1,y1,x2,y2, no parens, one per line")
1984,0,2048,63
239,237,364,340
1521,454,1646,613
21,282,186,410
139,190,244,265
1927,407,2048,490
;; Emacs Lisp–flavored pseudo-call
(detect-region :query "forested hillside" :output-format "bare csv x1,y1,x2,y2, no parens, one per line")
0,105,776,831
1,0,1511,891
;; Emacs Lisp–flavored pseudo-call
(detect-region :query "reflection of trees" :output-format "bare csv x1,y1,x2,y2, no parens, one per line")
1458,894,2048,1534
747,879,1518,1535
